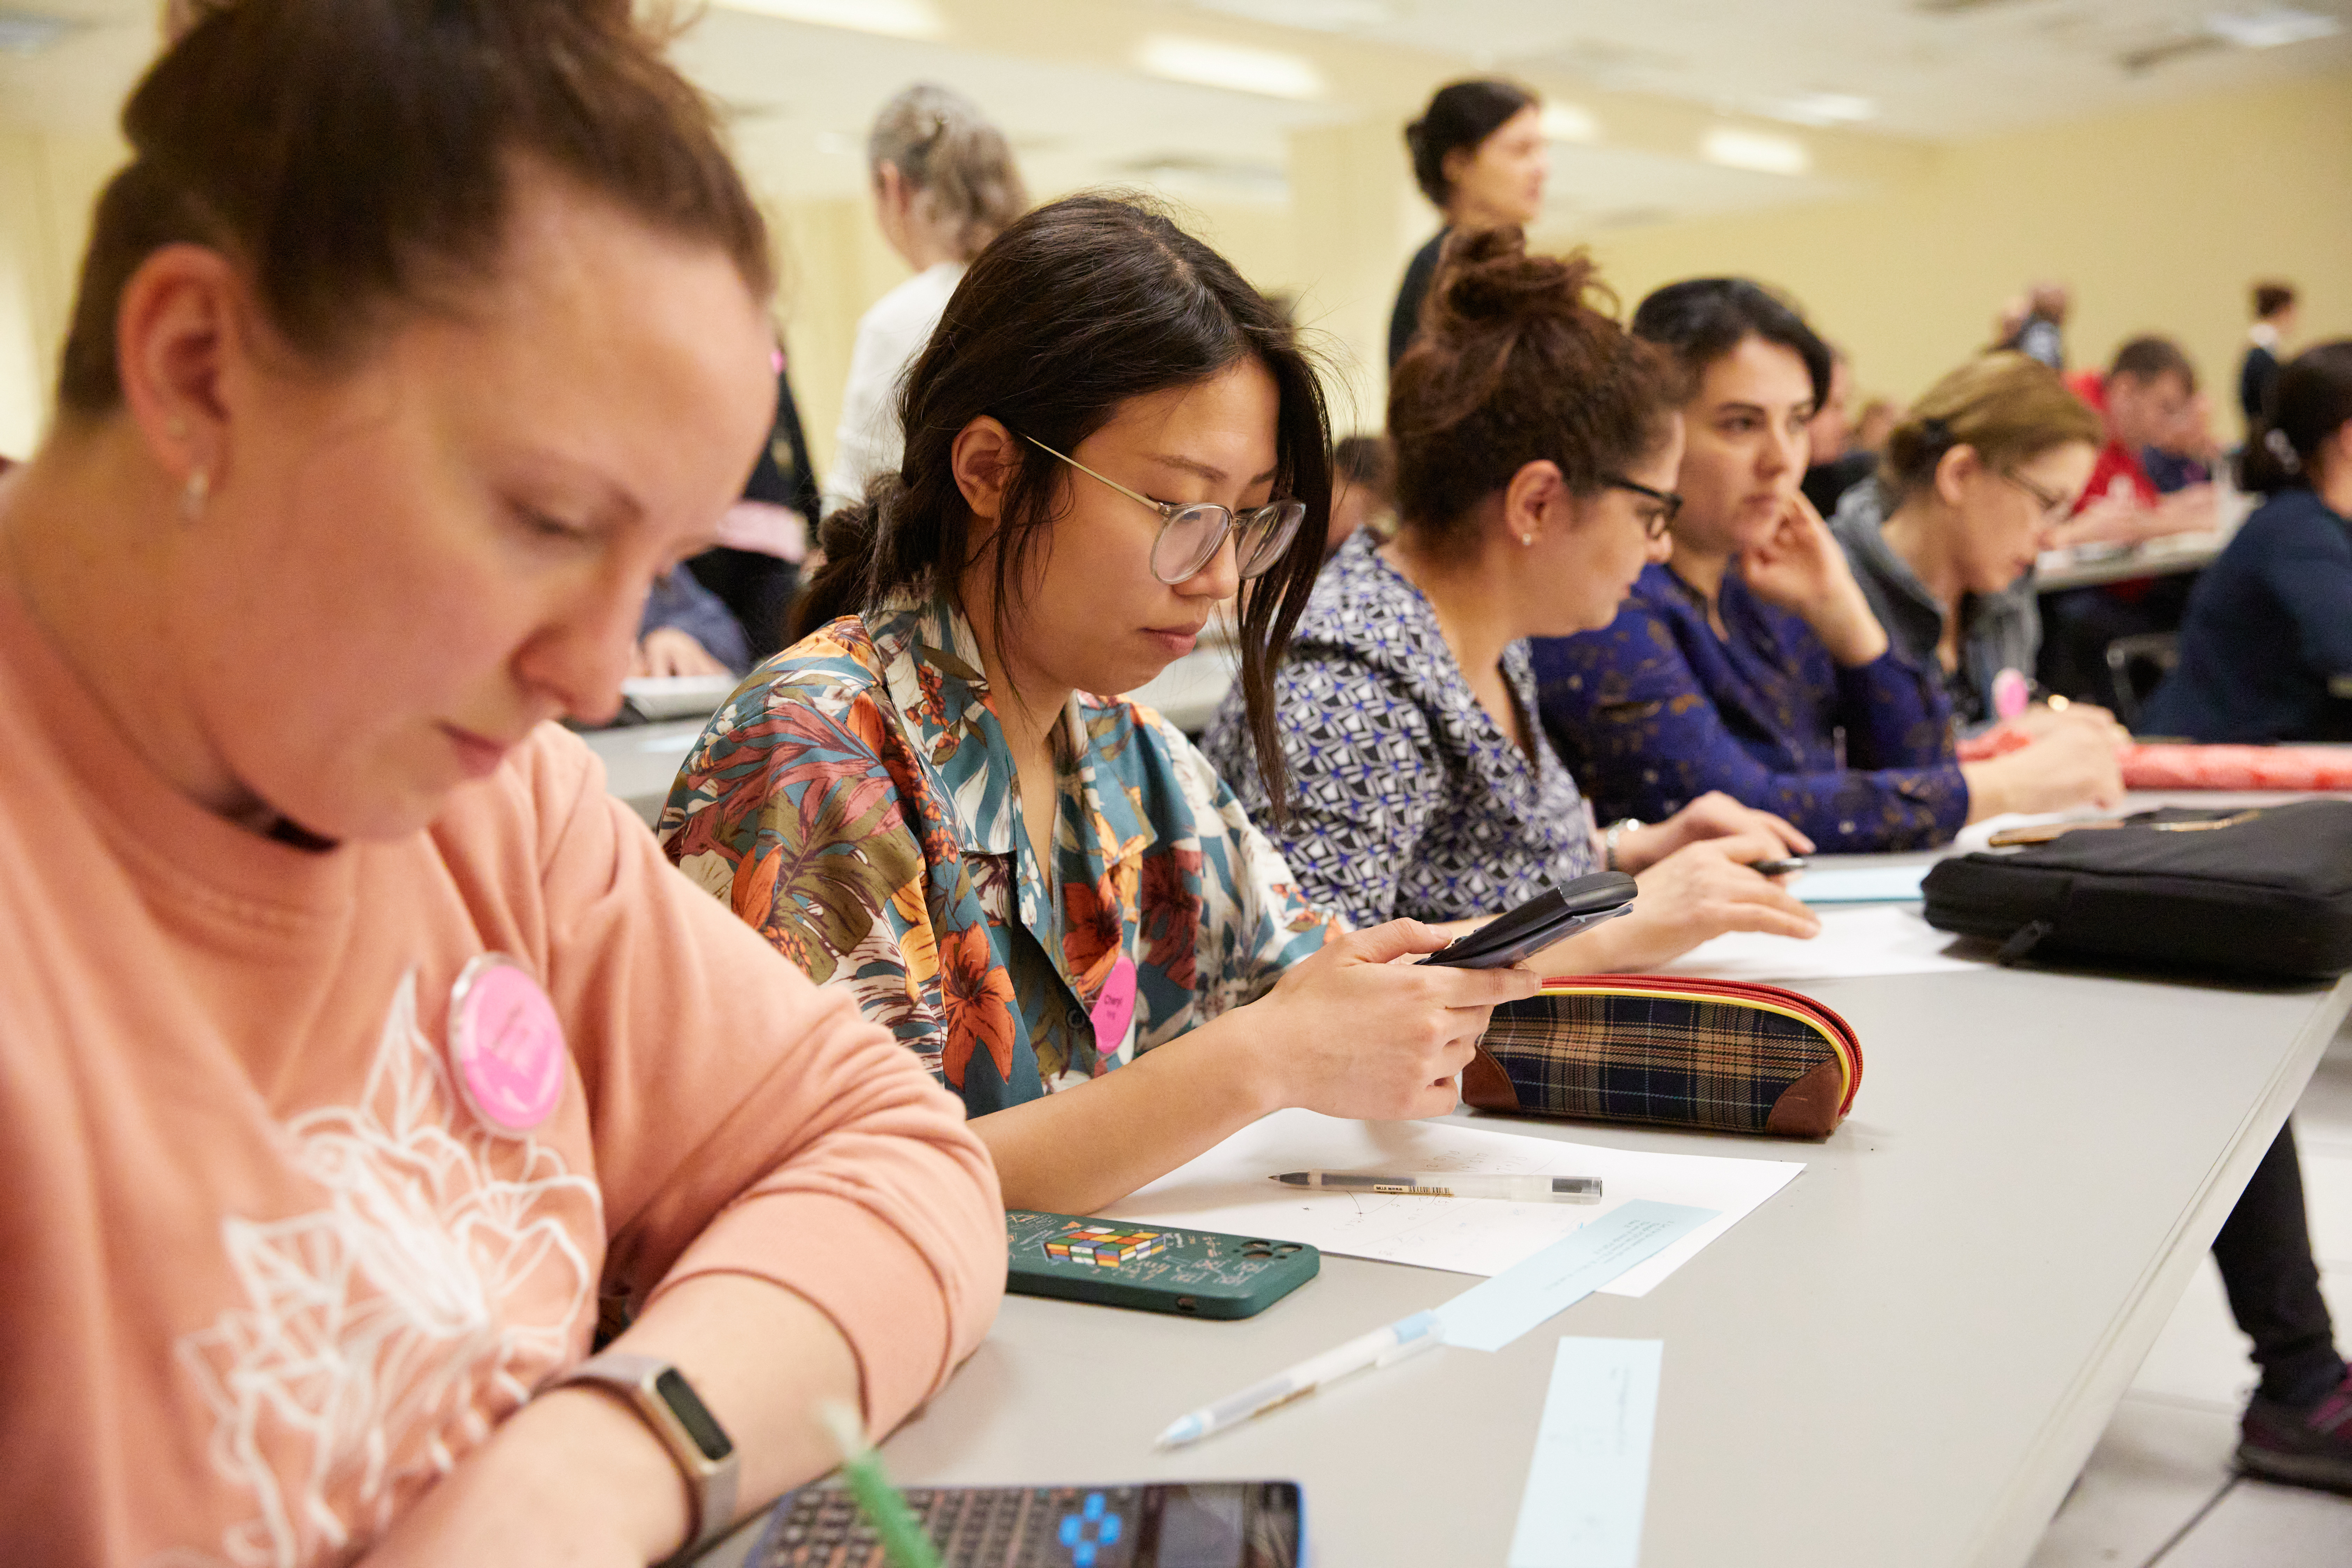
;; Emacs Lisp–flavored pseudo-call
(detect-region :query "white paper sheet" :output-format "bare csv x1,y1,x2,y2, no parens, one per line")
1790,864,1927,904
1659,902,1982,982
1098,1108,1801,1294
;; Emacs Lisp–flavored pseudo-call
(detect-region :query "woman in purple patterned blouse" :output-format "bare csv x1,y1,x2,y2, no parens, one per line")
1532,279,2121,852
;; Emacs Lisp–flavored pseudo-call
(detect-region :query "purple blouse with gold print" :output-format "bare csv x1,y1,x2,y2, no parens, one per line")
1532,562,1967,852
655,583,1336,1117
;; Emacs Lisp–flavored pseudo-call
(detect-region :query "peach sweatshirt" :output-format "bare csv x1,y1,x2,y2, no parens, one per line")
0,587,1004,1566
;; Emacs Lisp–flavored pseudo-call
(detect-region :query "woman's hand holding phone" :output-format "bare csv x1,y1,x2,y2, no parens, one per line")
1244,920,1539,1120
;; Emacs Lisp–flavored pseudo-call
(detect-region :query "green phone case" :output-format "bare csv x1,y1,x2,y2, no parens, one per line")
1004,1210,1320,1319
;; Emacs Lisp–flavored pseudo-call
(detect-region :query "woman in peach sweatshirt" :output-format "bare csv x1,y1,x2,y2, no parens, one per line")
0,2,1002,1564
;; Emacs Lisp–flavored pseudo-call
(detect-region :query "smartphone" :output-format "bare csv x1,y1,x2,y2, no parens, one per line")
1420,870,1637,968
752,1479,1304,1568
1749,856,1808,877
1005,1210,1320,1319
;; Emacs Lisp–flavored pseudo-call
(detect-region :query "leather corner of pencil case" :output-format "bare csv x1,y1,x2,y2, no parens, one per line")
1462,975,1863,1140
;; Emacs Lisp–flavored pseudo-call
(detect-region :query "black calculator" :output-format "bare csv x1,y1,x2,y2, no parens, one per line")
747,1479,1304,1568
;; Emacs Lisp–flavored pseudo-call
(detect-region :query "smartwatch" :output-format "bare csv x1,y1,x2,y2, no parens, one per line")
548,1351,739,1558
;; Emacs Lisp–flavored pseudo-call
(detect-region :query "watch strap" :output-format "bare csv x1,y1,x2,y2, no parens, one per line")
548,1351,740,1557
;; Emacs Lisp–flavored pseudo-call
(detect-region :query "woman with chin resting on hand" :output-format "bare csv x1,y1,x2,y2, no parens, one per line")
0,4,1002,1564
1205,231,1818,974
1534,278,2122,853
659,196,1536,1219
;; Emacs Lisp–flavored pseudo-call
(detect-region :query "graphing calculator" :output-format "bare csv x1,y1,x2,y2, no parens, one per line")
1004,1210,1319,1319
749,1479,1305,1568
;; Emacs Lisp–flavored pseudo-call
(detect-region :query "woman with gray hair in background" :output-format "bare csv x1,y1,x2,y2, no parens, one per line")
823,82,1027,516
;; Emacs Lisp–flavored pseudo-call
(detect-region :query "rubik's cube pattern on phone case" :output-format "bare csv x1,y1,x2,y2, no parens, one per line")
1043,1225,1168,1267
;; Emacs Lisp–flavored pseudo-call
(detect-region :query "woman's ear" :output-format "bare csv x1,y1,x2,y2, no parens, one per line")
113,242,250,513
950,416,1019,524
1500,459,1566,546
1934,442,1981,508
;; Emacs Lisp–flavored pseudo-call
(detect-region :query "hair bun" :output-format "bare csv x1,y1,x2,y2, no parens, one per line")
1424,228,1599,334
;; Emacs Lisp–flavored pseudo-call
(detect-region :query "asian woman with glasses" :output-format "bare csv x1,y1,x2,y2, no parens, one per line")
658,195,1537,1215
1532,279,2124,854
1203,230,1821,974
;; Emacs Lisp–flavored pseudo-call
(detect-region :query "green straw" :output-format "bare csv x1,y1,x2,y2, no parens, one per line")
816,1400,944,1568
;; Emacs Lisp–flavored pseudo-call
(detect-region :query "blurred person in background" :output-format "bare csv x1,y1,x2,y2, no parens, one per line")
1388,78,1547,369
824,82,1027,517
1801,343,1875,518
1325,434,1396,561
2001,280,2071,371
2241,281,2299,426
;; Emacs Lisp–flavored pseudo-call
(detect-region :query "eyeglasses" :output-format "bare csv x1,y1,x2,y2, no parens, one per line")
1022,435,1309,585
1603,474,1683,539
2000,468,2072,522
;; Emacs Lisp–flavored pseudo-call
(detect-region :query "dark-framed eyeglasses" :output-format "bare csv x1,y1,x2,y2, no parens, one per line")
1022,435,1308,584
1603,474,1683,539
2000,468,2072,522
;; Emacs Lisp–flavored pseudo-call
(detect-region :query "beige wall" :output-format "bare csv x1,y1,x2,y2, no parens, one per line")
0,129,124,456
1586,68,2352,438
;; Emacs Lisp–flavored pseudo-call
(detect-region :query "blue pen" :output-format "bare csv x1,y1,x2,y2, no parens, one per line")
1154,1309,1444,1449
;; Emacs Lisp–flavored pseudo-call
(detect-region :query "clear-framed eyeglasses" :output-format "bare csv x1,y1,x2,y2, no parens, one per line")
1022,435,1308,584
2000,467,2073,523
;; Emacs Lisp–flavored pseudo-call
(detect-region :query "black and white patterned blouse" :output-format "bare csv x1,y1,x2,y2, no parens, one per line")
1202,529,1600,931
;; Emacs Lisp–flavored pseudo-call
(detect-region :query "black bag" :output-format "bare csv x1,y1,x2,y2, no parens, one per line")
1920,801,2352,980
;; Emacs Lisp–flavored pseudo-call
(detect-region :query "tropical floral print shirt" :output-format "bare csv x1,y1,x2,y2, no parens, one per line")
657,583,1336,1116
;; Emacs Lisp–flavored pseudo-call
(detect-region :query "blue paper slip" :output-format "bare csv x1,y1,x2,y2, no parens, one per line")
1792,864,1927,904
1508,1339,1663,1568
1435,1200,1717,1353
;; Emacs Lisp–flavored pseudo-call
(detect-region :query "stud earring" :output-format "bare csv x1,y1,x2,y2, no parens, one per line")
1520,531,1536,546
181,467,211,523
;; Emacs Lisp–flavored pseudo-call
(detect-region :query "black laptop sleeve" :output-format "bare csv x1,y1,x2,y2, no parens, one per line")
1920,800,2352,980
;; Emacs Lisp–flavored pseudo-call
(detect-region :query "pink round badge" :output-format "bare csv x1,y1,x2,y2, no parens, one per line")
1991,667,2031,722
447,954,567,1136
1089,955,1139,1066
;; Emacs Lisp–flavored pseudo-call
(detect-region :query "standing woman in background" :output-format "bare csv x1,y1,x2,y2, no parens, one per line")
1387,78,1547,369
2142,342,2352,743
824,82,1026,516
1533,278,2121,852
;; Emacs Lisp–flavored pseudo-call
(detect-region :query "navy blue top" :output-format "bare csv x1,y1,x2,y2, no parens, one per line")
2140,489,2352,742
1531,562,1968,852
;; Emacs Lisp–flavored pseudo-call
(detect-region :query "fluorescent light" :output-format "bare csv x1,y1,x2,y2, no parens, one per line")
1136,34,1325,99
2205,7,2343,47
1750,91,1877,127
716,0,947,40
1540,103,1600,142
1700,126,1811,176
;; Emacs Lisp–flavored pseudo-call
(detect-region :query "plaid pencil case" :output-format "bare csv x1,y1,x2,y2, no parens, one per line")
1462,975,1863,1139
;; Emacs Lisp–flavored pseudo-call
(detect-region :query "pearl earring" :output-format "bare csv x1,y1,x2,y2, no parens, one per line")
181,467,211,522
1520,531,1536,546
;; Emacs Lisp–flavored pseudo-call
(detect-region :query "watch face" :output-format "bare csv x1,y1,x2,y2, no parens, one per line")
655,1366,735,1462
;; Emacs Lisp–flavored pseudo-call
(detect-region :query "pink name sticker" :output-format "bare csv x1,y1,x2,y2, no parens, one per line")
1089,955,1139,1069
447,954,567,1136
1991,667,2031,721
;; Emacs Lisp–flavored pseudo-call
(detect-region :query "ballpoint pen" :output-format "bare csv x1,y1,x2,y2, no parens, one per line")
1154,1309,1444,1449
1273,1170,1602,1202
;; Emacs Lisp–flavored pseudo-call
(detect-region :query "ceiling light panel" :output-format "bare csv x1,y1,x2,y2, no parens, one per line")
1748,91,1879,126
1699,125,1812,176
1135,34,1326,99
2205,7,2345,47
1539,102,1600,142
714,0,947,40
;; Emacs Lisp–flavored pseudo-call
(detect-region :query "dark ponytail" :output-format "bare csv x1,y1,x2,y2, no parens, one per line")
791,193,1332,813
1388,227,1681,556
2238,341,2352,496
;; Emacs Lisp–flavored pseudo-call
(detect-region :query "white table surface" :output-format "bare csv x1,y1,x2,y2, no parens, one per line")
601,726,2345,1568
2033,531,2225,593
